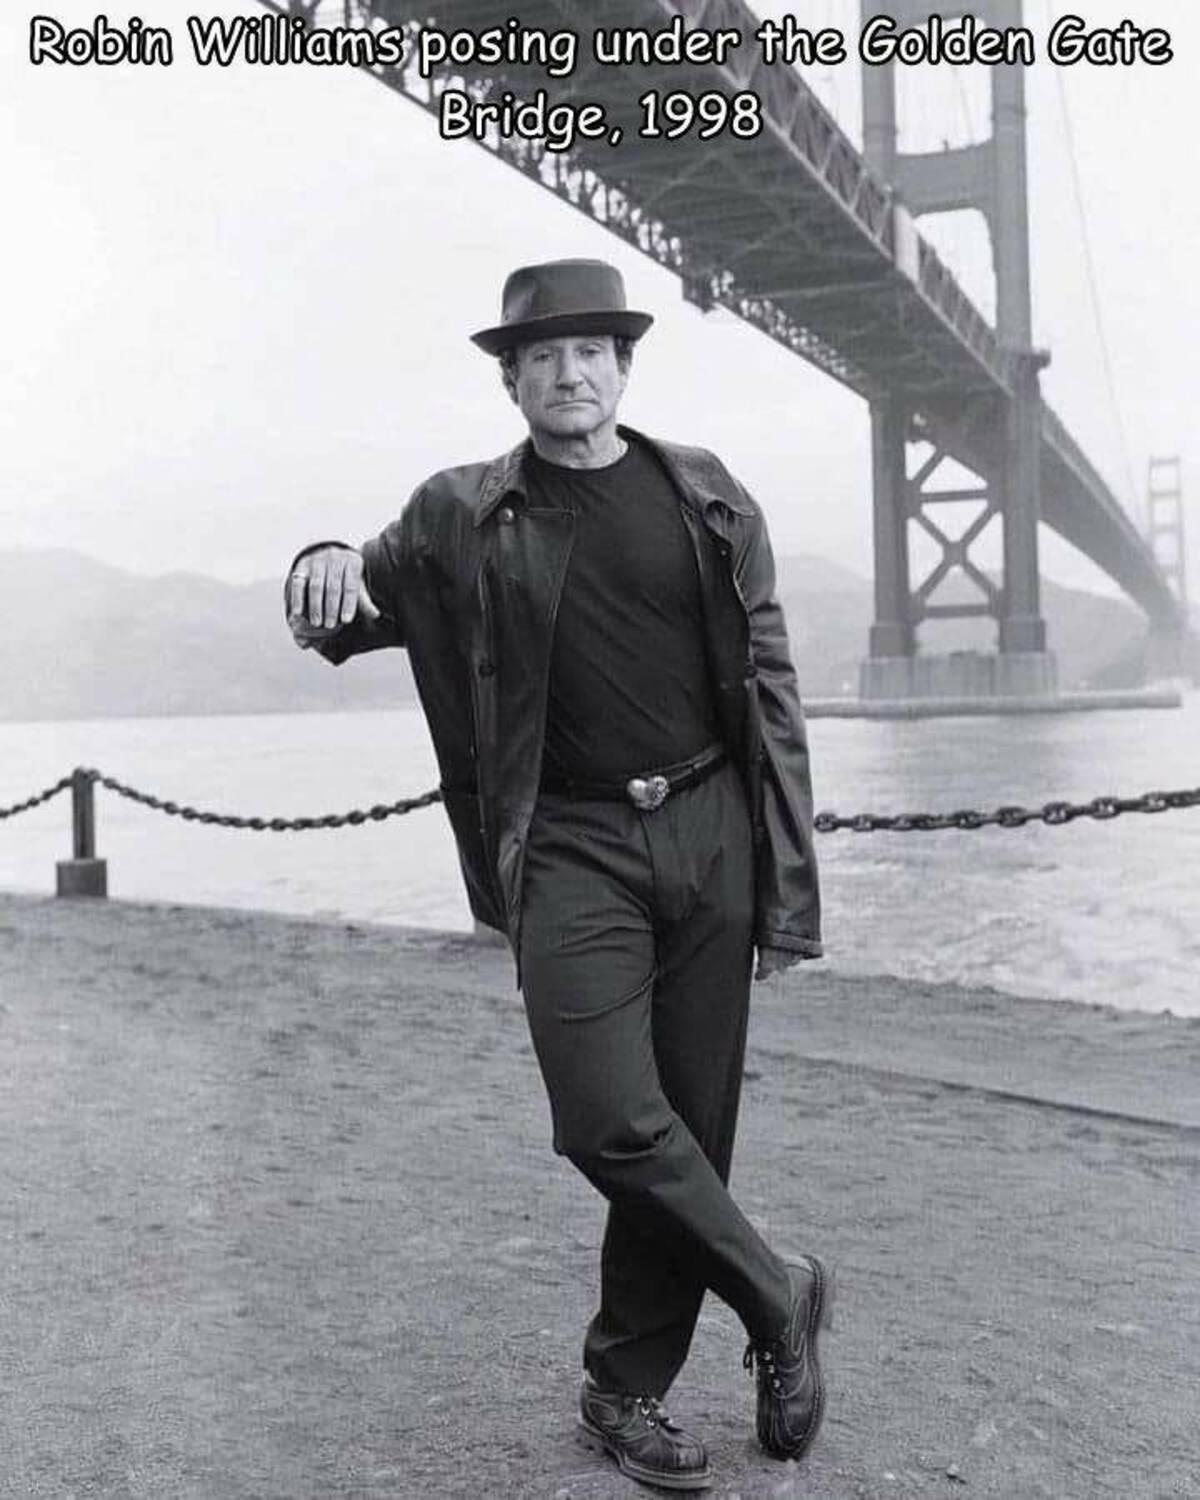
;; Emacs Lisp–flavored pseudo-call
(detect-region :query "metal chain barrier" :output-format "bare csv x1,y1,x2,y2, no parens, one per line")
90,769,443,831
0,775,74,821
0,769,1197,834
812,787,1200,833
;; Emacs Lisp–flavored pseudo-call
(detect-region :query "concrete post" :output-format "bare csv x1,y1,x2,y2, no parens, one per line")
56,768,107,898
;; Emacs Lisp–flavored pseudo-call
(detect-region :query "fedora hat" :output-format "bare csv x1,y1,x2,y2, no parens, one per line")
471,258,653,355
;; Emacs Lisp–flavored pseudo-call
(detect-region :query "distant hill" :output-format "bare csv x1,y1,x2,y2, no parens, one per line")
1,547,1155,722
2,549,414,722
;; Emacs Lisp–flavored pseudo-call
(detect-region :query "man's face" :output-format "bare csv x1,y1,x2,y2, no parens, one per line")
511,334,628,443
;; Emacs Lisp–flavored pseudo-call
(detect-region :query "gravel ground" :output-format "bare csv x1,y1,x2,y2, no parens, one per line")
1,892,1197,1499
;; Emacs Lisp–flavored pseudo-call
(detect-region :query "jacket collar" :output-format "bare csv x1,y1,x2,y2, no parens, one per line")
475,439,529,526
473,425,754,527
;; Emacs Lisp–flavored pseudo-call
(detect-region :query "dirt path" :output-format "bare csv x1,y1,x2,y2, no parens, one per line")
1,893,1196,1499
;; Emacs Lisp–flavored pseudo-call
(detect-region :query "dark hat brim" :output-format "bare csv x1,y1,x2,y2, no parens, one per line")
471,309,653,356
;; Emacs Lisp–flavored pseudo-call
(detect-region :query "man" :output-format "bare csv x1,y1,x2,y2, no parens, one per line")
286,259,831,1493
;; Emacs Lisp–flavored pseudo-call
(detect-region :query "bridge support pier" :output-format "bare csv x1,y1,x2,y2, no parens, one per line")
994,346,1057,694
858,363,1057,704
858,0,1057,708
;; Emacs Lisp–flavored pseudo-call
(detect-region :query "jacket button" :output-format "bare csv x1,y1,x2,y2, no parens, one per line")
498,506,516,524
476,658,495,678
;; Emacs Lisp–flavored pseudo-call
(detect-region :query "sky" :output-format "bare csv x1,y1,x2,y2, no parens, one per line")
3,0,1196,620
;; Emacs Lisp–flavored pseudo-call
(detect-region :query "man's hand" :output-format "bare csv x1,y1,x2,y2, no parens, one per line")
287,545,380,649
755,946,806,982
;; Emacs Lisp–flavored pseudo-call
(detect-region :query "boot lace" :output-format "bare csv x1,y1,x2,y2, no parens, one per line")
634,1394,668,1428
743,1341,785,1395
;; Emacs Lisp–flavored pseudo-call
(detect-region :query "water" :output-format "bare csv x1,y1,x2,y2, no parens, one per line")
2,699,1197,1015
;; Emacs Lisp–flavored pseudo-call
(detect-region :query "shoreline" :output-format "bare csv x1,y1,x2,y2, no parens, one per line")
3,679,1192,727
3,892,1197,1498
8,889,1200,1127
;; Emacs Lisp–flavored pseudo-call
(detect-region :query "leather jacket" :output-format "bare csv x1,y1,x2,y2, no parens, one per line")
301,425,822,970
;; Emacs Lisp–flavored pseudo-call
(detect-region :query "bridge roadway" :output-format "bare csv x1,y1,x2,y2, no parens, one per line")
279,0,1181,629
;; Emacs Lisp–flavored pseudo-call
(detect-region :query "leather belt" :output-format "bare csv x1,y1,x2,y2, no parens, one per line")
539,743,728,812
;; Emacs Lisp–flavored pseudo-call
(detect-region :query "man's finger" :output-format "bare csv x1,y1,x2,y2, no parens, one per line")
341,552,381,623
322,553,345,629
289,566,310,624
307,558,328,627
357,580,381,621
338,553,362,624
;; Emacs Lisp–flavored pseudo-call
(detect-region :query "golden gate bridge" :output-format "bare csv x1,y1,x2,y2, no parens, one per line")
258,0,1192,706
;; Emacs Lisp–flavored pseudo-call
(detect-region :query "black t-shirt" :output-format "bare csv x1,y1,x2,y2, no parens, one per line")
524,437,722,783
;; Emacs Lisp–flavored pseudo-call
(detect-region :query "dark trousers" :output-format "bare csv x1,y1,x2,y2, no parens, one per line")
518,761,792,1397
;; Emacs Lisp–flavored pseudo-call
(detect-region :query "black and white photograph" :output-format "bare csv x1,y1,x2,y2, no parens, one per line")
3,2,1197,1496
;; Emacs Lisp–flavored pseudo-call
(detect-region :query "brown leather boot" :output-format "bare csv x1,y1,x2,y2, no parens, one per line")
743,1254,835,1461
578,1377,714,1491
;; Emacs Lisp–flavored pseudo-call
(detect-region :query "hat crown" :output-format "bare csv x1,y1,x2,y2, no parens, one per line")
471,258,653,355
500,259,629,328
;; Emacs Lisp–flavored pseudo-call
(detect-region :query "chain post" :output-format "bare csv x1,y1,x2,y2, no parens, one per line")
56,768,107,898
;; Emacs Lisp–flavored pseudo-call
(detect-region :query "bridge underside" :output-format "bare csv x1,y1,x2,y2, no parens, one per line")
282,0,1182,631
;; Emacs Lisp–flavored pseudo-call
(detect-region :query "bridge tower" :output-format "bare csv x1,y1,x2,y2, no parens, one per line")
858,0,1058,702
1146,457,1187,612
1144,456,1191,681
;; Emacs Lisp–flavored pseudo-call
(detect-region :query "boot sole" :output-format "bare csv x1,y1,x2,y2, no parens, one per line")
577,1417,715,1492
801,1253,835,1457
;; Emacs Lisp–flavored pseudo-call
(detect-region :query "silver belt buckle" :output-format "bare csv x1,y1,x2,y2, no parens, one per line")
627,774,670,812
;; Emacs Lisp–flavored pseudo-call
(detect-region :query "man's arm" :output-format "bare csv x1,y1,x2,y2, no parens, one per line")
731,493,824,970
